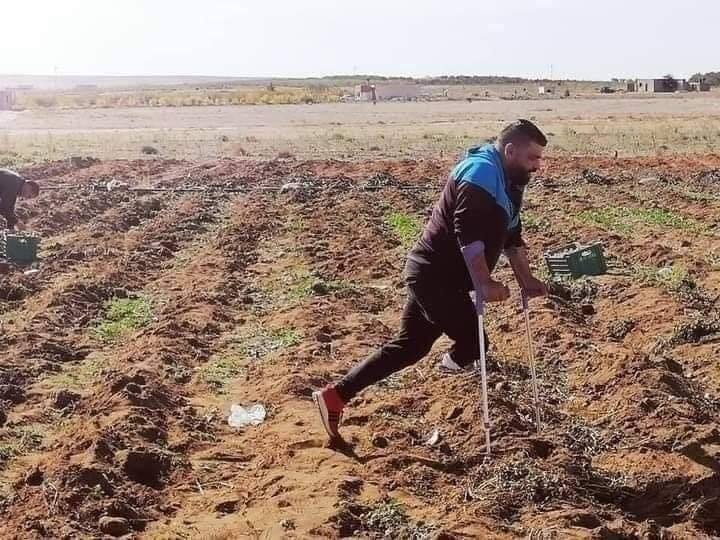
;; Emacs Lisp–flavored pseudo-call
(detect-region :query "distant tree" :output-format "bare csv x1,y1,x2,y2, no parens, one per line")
690,71,719,86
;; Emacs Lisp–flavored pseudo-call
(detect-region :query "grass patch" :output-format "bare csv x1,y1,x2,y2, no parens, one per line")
385,212,422,248
94,296,153,342
17,86,345,110
710,251,720,271
0,151,36,169
0,427,44,468
200,326,303,390
199,355,244,392
276,267,359,302
578,206,705,234
634,264,696,292
0,481,14,511
362,499,436,538
522,211,548,232
287,270,316,300
243,327,302,358
43,354,104,392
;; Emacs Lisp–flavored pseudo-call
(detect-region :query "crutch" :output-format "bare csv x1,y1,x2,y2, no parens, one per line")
474,299,492,455
521,293,542,433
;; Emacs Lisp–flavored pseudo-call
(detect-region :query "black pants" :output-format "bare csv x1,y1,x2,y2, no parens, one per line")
335,273,489,402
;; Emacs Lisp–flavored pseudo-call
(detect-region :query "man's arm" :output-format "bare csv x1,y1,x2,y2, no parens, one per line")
454,182,510,304
0,182,19,230
505,243,547,299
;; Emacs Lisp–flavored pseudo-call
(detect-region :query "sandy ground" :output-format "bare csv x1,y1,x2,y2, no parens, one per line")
2,95,720,161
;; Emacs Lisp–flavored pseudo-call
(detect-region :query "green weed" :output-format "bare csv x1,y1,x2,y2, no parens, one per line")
0,427,44,467
385,212,422,248
635,264,696,292
522,212,547,231
286,270,357,300
579,206,705,234
200,326,302,391
362,499,436,539
199,355,244,392
44,355,104,391
241,326,302,361
94,296,153,341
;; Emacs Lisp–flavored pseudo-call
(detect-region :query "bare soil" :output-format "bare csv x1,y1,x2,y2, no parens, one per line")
1,154,720,539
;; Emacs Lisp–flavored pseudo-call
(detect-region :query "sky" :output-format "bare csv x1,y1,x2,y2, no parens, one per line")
1,0,718,80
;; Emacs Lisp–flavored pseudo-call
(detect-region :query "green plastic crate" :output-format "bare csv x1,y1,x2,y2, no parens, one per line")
1,233,40,264
545,242,607,279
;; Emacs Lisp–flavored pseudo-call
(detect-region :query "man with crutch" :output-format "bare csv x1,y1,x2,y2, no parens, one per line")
314,120,548,446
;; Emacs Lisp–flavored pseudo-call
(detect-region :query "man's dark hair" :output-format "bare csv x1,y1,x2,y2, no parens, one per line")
498,119,547,148
24,180,40,196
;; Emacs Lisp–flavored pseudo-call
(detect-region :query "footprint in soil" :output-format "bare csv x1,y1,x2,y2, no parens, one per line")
123,449,172,489
326,437,362,460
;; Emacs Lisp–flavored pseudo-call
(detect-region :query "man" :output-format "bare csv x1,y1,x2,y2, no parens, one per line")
313,120,549,440
0,169,40,230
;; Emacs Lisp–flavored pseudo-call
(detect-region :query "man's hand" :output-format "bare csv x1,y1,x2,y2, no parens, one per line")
520,275,548,299
479,280,511,303
505,247,547,300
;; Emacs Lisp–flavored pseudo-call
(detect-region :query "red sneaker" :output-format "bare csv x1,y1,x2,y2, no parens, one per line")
312,386,345,439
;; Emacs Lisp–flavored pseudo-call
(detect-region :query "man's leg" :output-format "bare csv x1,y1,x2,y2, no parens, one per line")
437,289,490,369
334,288,441,402
314,283,442,438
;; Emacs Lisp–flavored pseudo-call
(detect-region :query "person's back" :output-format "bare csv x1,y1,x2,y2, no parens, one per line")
0,169,24,196
0,169,40,230
408,144,524,291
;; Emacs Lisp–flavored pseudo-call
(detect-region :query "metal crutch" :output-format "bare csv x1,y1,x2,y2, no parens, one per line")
521,293,542,433
474,299,492,455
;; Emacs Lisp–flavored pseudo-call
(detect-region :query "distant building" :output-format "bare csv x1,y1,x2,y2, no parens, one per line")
634,78,688,93
355,83,376,102
356,82,419,102
0,90,16,110
374,84,419,100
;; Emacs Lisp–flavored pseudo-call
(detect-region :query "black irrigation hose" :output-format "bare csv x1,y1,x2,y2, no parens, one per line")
39,183,439,194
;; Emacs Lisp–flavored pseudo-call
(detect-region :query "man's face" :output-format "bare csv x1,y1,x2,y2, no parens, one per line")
503,141,545,186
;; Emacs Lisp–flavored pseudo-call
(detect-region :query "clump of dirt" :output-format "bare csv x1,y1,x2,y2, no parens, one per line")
547,279,599,302
581,168,613,185
670,317,720,345
607,318,636,341
689,169,720,193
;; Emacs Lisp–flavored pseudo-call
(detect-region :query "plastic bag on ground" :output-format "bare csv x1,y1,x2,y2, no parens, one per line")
228,404,267,428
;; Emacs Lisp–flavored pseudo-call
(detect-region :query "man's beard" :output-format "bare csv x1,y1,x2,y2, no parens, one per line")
507,166,533,187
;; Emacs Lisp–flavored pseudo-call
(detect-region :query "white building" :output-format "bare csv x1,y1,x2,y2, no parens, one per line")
0,90,16,110
374,84,420,100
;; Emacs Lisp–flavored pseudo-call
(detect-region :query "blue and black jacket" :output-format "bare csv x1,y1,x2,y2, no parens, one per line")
407,145,525,290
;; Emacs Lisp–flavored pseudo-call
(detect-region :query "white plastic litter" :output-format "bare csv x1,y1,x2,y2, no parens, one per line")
280,182,313,193
228,404,266,428
426,429,441,447
106,179,130,192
